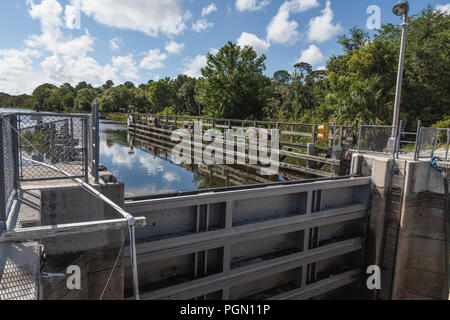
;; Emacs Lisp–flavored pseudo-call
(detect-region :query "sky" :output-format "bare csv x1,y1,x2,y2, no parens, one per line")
0,0,449,95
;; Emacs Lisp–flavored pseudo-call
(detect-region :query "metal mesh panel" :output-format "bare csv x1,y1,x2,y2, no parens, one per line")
17,113,88,181
1,115,16,223
418,127,449,160
358,125,396,153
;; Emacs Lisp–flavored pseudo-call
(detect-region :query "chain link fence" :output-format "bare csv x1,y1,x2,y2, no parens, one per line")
417,127,450,161
17,113,89,182
0,114,18,226
357,125,398,154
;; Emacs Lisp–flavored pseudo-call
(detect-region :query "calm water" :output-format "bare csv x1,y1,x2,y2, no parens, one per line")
99,120,301,198
1,109,307,197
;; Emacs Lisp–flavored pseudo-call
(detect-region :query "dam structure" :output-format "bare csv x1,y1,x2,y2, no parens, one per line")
0,107,449,300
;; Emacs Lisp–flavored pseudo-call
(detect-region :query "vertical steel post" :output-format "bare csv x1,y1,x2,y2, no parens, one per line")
445,128,449,161
357,125,362,153
0,118,6,226
414,120,421,161
10,115,20,190
93,103,100,184
83,117,89,183
129,224,140,300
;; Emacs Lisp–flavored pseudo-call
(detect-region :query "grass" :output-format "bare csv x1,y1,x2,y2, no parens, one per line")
106,113,128,124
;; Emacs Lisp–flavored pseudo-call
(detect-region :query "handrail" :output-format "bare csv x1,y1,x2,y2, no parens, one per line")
0,113,145,300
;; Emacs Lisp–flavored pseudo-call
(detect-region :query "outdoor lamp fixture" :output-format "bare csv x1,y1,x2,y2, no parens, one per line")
393,1,409,16
391,1,409,132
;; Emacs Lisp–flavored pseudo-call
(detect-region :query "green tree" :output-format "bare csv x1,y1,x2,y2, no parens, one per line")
146,78,176,113
32,83,57,111
194,42,271,119
74,88,98,112
273,70,292,85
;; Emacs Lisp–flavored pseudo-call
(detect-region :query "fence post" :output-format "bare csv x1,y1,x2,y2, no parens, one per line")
446,129,449,161
0,118,6,227
93,103,100,184
10,115,20,190
357,125,362,153
414,120,421,161
83,116,89,183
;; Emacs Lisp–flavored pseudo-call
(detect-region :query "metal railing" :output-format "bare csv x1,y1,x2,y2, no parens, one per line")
357,120,450,163
0,107,142,300
1,108,102,225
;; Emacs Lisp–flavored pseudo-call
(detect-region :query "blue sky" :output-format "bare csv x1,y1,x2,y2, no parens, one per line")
0,0,448,95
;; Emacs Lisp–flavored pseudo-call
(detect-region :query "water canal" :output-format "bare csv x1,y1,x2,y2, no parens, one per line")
1,109,310,198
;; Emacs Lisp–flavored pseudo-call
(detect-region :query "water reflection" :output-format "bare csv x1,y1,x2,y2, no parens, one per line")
99,120,307,198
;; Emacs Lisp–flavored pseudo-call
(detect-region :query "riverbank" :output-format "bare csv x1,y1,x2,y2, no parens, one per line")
106,113,128,124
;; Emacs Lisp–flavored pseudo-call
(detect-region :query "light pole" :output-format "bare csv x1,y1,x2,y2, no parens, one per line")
392,1,409,130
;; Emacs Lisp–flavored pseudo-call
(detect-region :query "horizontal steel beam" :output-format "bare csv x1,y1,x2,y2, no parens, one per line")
135,237,363,300
268,268,361,300
0,216,146,243
124,203,367,264
125,177,370,213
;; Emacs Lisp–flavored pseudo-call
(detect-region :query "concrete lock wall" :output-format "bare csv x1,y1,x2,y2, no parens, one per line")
352,154,447,300
39,181,126,300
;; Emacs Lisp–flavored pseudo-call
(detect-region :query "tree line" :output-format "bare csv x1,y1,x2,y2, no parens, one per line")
1,7,448,130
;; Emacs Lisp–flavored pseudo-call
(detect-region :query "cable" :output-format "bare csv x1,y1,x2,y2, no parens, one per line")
100,227,129,300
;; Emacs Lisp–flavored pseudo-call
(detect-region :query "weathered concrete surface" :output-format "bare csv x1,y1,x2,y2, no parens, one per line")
34,180,126,300
352,154,448,300
392,161,447,300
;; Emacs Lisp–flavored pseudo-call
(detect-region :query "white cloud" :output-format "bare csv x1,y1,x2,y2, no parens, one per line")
266,0,319,45
237,32,270,55
72,0,187,37
236,0,269,12
165,41,184,54
109,37,122,51
209,48,219,55
112,54,139,81
435,4,450,14
26,0,118,85
140,49,167,70
202,3,217,17
296,44,325,66
307,0,342,43
192,18,214,32
0,49,45,94
182,55,207,78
